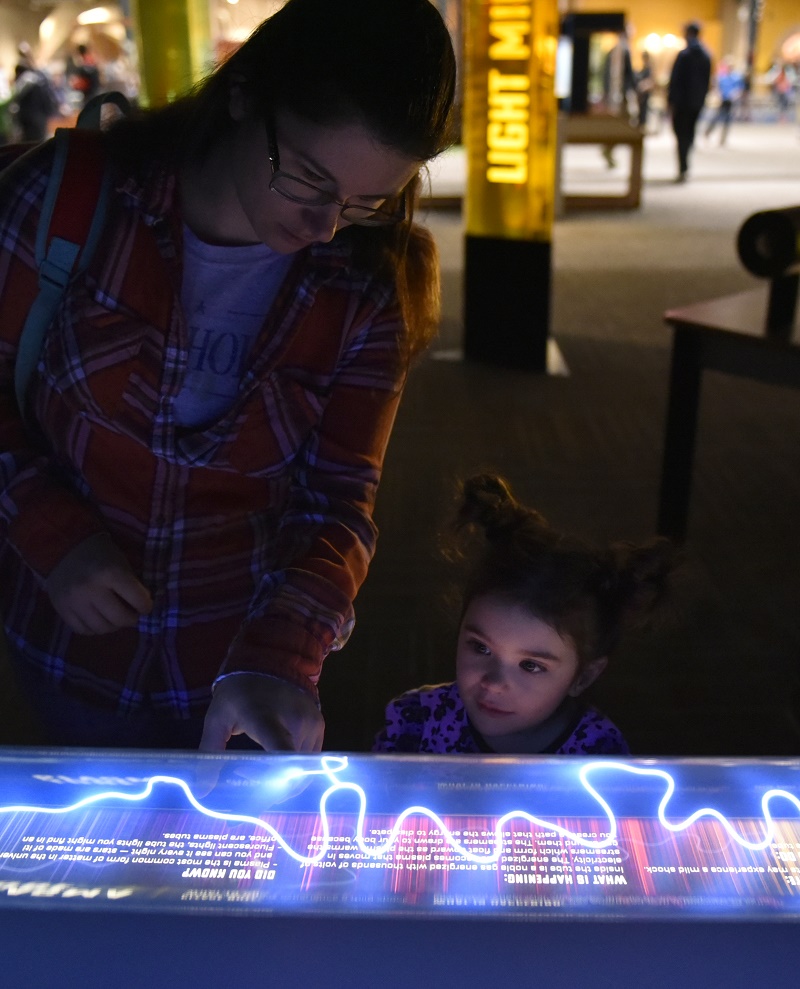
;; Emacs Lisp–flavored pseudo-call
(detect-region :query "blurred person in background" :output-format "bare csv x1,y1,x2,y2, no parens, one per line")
10,45,58,143
635,50,655,130
770,62,795,123
0,67,12,145
667,20,712,182
704,57,744,146
67,43,101,109
600,28,636,168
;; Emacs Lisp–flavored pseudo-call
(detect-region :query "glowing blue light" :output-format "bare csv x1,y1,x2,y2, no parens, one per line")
1,758,798,868
579,762,800,852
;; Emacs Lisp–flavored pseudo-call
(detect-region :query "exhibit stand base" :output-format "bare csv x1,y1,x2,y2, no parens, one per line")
464,235,552,372
2,911,799,989
431,337,568,376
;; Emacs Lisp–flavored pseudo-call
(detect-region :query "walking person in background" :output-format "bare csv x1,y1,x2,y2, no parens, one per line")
705,57,744,146
10,44,58,143
67,43,101,108
0,67,12,146
0,0,456,752
600,29,636,168
668,21,712,182
771,63,794,123
738,66,753,122
635,50,655,131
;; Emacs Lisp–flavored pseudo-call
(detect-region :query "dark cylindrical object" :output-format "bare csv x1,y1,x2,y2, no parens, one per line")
737,206,800,278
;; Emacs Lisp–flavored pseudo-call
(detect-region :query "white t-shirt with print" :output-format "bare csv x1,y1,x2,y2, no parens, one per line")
174,225,294,428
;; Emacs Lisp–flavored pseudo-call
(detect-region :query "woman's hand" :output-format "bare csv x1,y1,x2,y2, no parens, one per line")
199,673,325,752
45,533,153,635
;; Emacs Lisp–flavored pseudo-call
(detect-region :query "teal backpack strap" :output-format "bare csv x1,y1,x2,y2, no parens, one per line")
14,126,115,418
76,91,132,131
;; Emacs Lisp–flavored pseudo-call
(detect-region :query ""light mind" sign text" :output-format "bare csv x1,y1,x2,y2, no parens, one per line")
487,2,531,184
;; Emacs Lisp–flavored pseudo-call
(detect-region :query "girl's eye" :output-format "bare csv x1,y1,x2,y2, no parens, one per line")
520,660,545,675
468,638,491,656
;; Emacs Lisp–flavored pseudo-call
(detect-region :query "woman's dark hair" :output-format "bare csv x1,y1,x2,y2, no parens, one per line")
219,0,456,159
453,474,678,669
104,0,456,359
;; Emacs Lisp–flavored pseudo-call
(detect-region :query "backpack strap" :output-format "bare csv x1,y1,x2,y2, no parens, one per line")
76,91,132,131
14,127,113,418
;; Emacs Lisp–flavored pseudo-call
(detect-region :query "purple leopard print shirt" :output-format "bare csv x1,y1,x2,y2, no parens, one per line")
372,682,630,755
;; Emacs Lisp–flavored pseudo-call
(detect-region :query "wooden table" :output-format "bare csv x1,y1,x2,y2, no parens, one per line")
560,114,644,211
657,287,800,541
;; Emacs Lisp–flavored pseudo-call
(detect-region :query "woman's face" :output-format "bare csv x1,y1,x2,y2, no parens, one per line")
455,594,606,749
228,101,421,253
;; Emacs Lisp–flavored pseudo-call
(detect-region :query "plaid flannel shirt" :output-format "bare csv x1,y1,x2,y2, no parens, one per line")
0,137,407,717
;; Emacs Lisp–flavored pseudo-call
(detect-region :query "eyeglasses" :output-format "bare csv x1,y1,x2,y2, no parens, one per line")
265,118,406,227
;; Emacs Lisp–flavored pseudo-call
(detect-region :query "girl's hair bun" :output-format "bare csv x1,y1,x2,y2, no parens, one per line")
458,473,547,542
606,537,679,624
448,472,683,666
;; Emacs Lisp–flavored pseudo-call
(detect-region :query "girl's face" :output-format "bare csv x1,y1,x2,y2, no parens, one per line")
455,594,606,752
228,98,421,253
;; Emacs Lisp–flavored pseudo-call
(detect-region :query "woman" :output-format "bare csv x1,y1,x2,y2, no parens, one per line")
0,0,456,751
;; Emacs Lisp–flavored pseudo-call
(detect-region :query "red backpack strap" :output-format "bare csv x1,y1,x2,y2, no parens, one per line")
34,127,111,277
15,127,112,417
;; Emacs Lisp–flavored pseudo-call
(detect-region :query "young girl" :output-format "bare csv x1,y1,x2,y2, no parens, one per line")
0,0,456,752
374,474,677,755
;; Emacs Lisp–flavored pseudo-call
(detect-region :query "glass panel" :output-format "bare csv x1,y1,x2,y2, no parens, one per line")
1,749,800,919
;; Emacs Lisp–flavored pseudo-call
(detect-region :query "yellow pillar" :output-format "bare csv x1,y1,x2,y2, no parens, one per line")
463,0,559,370
464,0,558,241
131,0,213,107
